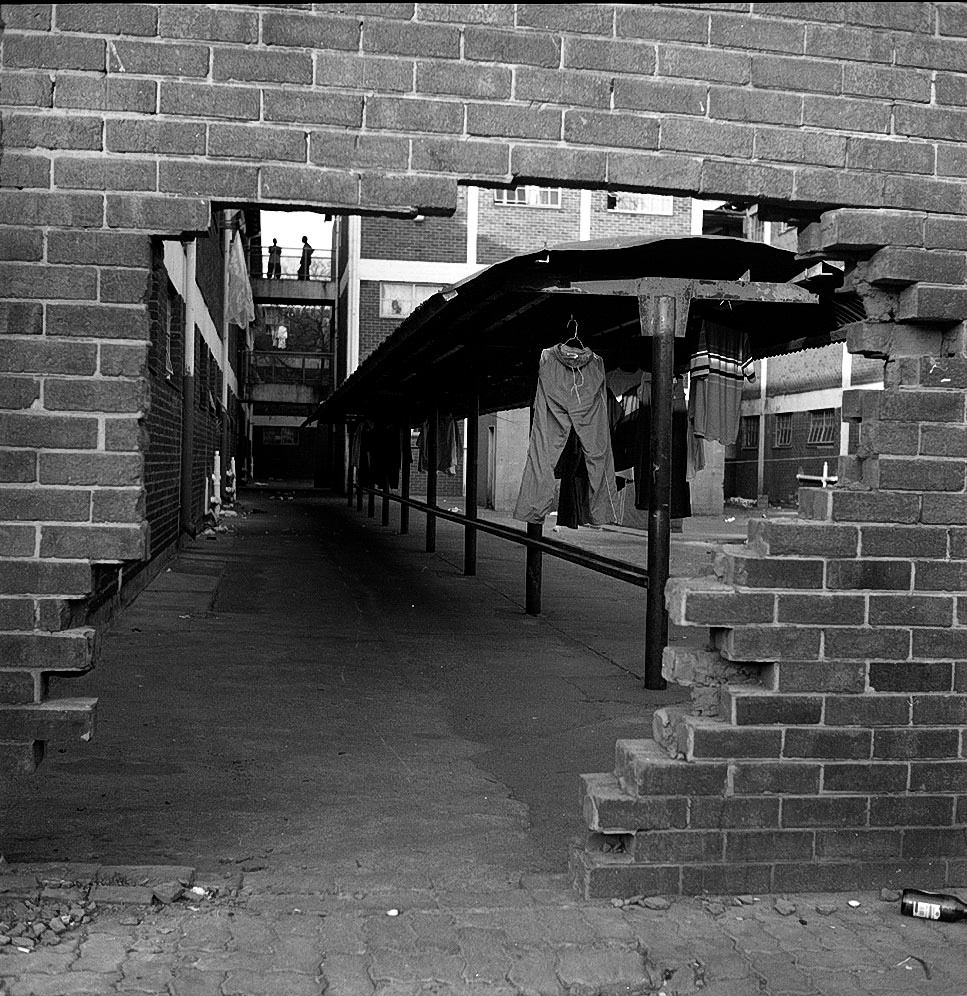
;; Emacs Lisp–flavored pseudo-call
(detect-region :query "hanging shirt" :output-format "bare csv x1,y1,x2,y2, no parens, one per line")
688,320,755,446
225,234,255,327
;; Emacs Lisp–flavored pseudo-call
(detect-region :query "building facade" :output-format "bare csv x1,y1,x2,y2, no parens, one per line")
335,186,731,509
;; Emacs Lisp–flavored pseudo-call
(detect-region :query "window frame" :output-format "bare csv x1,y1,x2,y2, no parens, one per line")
378,282,444,320
263,426,300,447
740,415,759,450
807,408,838,446
492,185,563,209
606,191,675,216
773,412,793,449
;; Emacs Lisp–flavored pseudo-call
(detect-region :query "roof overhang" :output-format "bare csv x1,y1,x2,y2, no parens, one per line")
310,234,860,426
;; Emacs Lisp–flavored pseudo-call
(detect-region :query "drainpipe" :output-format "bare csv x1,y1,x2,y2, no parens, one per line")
180,239,197,538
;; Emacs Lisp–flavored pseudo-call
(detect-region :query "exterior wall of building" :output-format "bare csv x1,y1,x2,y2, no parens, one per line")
588,192,693,241
358,280,402,364
4,3,967,894
728,346,887,505
477,187,582,262
144,243,184,559
362,189,467,263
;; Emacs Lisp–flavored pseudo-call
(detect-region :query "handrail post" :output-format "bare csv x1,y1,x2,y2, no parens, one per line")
464,386,479,576
525,523,542,615
400,418,410,535
346,422,355,507
381,442,390,527
643,294,677,691
426,404,438,553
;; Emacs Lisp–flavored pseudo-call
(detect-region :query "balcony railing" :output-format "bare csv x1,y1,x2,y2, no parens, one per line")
245,350,334,395
249,246,333,282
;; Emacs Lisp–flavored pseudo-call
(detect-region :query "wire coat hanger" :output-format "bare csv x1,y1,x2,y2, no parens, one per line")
564,315,584,349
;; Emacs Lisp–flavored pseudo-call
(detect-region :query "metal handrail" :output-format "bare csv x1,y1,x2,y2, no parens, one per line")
250,245,333,281
247,350,334,386
356,485,648,588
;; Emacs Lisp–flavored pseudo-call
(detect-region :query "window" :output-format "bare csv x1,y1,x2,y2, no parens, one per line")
378,282,443,319
807,408,838,445
263,427,299,446
774,413,793,448
493,186,562,208
740,415,759,450
606,191,674,215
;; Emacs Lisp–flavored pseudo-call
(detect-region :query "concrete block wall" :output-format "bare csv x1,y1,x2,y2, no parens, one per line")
573,207,967,896
2,9,967,882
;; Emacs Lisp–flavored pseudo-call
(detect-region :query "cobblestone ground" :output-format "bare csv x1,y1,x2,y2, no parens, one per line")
2,877,965,995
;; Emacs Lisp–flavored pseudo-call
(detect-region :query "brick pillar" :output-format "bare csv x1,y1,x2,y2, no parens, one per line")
572,208,967,897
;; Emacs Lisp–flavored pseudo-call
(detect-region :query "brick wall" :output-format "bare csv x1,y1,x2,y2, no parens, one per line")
589,192,692,241
573,213,967,897
3,5,967,884
477,187,581,263
729,409,842,506
361,188,467,262
359,280,403,363
195,222,225,331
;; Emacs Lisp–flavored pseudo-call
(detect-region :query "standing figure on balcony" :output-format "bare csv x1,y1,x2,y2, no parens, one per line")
298,235,313,280
268,239,282,279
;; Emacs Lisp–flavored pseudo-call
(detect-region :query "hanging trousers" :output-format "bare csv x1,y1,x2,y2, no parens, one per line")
514,346,617,526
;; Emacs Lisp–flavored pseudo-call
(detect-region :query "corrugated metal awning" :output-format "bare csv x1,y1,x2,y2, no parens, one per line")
310,234,860,425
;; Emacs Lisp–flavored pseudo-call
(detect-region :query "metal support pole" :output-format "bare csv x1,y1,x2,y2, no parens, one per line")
346,424,355,507
643,294,675,690
381,478,390,527
525,523,543,615
356,471,363,512
179,240,197,539
524,402,542,614
400,420,410,535
367,488,375,518
426,404,438,553
464,388,479,576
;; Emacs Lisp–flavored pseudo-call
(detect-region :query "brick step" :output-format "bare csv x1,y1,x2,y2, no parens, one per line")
581,772,688,833
721,686,824,726
569,843,959,899
0,698,96,742
651,712,964,763
723,686,967,727
0,628,98,672
614,739,729,796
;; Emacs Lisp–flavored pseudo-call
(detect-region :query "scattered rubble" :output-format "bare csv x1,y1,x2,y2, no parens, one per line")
0,863,242,955
774,898,797,917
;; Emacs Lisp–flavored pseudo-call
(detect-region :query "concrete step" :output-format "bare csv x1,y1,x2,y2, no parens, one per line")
0,698,96,742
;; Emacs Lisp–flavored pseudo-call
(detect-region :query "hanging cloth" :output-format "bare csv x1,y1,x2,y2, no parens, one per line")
632,375,691,519
514,343,617,526
554,429,591,529
688,320,755,446
417,415,460,475
225,232,255,328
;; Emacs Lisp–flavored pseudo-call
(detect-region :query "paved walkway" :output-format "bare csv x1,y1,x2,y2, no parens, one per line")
0,492,963,995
